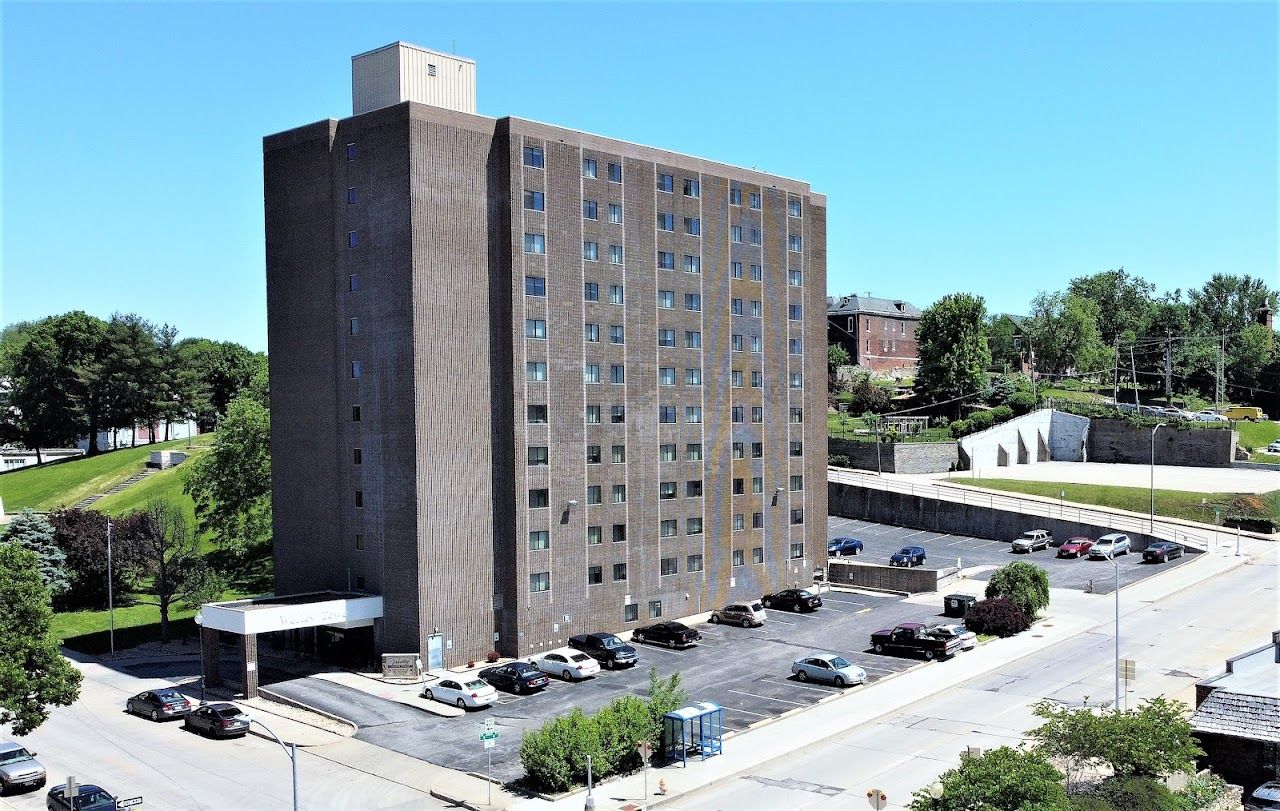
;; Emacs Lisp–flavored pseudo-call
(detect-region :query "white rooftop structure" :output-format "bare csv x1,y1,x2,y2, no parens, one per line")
352,41,476,115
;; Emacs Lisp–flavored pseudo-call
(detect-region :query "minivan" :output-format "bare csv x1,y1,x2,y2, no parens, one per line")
1223,405,1269,421
710,601,767,627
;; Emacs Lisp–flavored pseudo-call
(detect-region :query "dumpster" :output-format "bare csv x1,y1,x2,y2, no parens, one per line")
944,594,976,618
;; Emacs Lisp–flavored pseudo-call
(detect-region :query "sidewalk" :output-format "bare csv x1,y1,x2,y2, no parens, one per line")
504,547,1253,811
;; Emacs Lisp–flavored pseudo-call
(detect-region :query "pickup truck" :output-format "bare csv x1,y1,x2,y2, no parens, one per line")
870,623,962,660
567,632,638,669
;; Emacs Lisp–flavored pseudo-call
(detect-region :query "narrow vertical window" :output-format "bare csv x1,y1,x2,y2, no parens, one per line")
346,143,357,161
347,187,358,205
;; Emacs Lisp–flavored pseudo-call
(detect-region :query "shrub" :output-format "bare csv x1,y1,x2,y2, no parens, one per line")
1067,796,1116,811
991,404,1014,423
519,709,600,793
964,597,1030,637
948,420,971,439
908,746,1065,811
985,561,1051,618
984,375,1016,405
594,695,651,774
968,410,995,431
828,454,850,468
1178,772,1228,808
486,650,500,663
1097,776,1183,811
1008,390,1037,414
933,415,950,429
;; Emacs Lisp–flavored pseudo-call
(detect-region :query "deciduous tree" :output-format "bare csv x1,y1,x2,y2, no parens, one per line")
908,746,1066,811
985,561,1051,618
130,501,227,642
183,388,271,557
915,293,991,411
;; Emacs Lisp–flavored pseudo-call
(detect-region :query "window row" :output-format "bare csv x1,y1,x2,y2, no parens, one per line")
523,233,801,258
525,404,801,425
523,262,796,297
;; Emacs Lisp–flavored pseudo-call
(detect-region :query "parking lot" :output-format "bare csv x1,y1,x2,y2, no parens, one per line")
826,515,1196,594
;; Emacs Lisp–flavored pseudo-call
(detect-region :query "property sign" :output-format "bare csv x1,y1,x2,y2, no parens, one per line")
117,798,144,809
382,654,421,679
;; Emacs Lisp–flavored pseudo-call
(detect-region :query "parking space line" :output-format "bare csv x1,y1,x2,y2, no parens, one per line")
726,706,770,719
767,618,796,625
635,645,686,655
855,608,872,614
727,688,807,706
947,538,972,546
900,529,927,539
767,679,840,694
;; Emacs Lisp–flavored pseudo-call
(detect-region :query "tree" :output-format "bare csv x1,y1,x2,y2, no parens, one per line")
174,339,261,431
1026,292,1110,377
828,343,851,391
915,293,991,411
130,501,227,642
0,509,70,596
985,561,1051,618
47,508,142,610
1029,699,1110,792
1068,268,1156,347
908,746,1066,811
1030,697,1203,781
1187,273,1276,338
5,312,108,458
183,388,271,557
987,315,1021,372
0,543,82,735
99,314,164,446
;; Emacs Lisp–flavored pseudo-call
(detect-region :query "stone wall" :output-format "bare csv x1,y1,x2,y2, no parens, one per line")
826,559,961,594
1087,419,1236,468
828,438,958,474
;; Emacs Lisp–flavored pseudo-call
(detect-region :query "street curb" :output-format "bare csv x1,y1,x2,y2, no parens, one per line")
256,687,359,738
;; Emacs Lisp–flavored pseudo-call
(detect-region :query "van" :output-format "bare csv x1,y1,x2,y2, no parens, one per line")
1223,405,1270,421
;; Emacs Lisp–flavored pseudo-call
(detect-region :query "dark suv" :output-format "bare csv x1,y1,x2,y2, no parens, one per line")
568,633,638,669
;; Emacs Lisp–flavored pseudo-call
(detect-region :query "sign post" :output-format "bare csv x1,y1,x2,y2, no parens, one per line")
117,798,145,809
637,740,653,808
480,720,500,806
1120,658,1137,711
866,788,888,810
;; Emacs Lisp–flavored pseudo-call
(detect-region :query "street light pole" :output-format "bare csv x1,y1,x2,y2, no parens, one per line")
106,518,115,656
1149,423,1166,533
250,718,299,811
1108,550,1120,711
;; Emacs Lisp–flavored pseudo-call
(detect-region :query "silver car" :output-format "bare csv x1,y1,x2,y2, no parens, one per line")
710,601,767,627
791,653,866,687
1089,533,1131,559
1012,529,1052,552
0,742,45,794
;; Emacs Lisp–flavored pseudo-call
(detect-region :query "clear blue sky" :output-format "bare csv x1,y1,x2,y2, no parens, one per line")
3,2,1275,352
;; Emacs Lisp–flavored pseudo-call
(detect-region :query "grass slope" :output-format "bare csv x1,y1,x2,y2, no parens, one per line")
0,435,214,511
91,461,215,553
951,477,1280,525
1235,420,1280,463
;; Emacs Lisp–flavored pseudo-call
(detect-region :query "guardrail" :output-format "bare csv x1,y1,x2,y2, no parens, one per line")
827,467,1235,552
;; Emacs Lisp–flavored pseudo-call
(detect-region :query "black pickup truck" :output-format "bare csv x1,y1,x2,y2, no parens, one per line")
568,632,639,669
870,623,963,660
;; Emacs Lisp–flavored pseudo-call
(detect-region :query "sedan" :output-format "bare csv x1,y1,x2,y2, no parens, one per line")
1194,410,1229,423
126,688,192,721
46,785,117,811
182,702,250,738
0,742,45,794
529,648,602,679
479,662,550,694
1143,541,1184,563
422,677,497,709
889,546,927,567
1266,441,1280,455
827,537,864,557
631,621,702,649
1057,536,1095,558
791,653,866,687
761,588,823,612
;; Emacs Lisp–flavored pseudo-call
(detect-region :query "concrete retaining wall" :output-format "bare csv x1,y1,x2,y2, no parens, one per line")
958,409,1053,471
1086,419,1236,467
828,480,1166,550
828,438,958,474
826,559,961,593
1048,410,1090,462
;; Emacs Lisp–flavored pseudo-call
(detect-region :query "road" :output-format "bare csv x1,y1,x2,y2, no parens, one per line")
667,542,1279,811
1,657,445,811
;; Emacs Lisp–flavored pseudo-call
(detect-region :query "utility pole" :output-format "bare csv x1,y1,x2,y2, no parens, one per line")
1164,331,1173,407
1215,333,1226,410
1129,346,1140,408
1113,342,1120,404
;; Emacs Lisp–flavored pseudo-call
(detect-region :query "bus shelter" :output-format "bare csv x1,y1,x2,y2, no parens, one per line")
662,702,724,766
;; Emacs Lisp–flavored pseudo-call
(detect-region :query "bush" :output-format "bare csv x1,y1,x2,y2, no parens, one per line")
908,746,1065,811
519,708,601,793
985,561,1051,618
594,695,652,774
1097,776,1184,811
949,420,971,438
965,597,1031,637
991,404,1014,423
984,375,1016,405
969,410,995,431
1008,390,1037,414
1068,796,1116,811
829,454,850,468
1178,773,1228,809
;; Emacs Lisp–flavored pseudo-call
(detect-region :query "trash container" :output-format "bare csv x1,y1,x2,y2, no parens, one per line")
944,594,976,619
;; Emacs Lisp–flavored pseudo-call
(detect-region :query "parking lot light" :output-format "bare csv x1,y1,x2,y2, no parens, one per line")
250,717,298,811
1150,423,1167,533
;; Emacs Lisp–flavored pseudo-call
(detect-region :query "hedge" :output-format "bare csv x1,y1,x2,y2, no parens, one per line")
964,597,1030,637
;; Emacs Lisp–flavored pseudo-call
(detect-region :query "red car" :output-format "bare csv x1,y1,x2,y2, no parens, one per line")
1057,536,1095,558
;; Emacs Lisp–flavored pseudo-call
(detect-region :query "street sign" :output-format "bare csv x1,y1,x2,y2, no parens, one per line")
485,717,495,731
480,730,500,741
636,740,652,759
1121,659,1137,682
866,788,888,810
64,777,78,800
117,798,144,809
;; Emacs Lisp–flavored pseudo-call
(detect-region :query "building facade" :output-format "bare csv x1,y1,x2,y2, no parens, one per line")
826,294,920,375
264,43,828,665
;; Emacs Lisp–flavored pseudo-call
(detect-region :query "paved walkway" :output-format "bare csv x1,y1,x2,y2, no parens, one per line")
931,460,1280,494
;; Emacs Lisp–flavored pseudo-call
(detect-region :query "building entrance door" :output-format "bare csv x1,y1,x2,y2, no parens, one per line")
426,633,444,670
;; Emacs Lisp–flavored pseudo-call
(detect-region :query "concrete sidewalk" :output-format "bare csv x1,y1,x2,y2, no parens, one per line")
505,546,1253,811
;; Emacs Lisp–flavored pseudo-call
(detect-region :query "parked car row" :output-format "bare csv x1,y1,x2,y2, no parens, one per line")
828,537,929,568
123,690,251,739
1009,529,1180,563
1117,403,1269,422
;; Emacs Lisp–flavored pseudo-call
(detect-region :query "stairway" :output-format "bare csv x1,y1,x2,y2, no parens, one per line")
72,467,158,510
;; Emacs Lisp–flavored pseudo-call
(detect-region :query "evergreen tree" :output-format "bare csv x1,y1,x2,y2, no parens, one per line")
0,509,70,596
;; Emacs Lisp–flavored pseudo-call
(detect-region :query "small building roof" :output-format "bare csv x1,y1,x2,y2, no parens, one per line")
1192,688,1280,743
994,313,1030,329
827,294,921,319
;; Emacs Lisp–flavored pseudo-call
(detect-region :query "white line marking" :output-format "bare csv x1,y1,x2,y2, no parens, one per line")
947,538,971,546
768,679,840,693
766,618,796,625
727,707,769,718
900,529,927,539
727,689,807,706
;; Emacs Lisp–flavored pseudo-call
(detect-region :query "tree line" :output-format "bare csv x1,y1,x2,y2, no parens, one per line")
0,311,264,459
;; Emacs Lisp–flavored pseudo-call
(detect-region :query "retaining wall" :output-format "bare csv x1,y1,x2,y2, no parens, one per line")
1048,410,1090,461
958,409,1053,471
826,559,961,593
1086,419,1236,467
828,438,958,474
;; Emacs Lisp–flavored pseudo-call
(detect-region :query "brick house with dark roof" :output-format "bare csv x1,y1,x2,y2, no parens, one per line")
827,294,921,375
1191,632,1280,797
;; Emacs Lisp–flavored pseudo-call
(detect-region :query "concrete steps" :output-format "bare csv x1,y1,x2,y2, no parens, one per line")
72,467,157,509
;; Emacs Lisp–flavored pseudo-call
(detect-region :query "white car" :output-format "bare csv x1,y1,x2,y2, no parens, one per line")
529,648,601,681
421,677,497,709
791,653,866,687
1089,532,1131,559
927,623,977,651
1265,441,1280,455
1194,409,1229,423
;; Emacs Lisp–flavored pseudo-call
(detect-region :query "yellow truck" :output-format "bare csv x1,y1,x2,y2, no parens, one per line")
1222,405,1270,421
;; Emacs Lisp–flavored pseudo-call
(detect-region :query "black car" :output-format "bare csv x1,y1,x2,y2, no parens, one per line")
182,702,250,738
761,588,823,612
568,632,639,669
889,546,927,567
1143,541,1184,563
479,661,550,694
126,688,192,721
46,784,117,811
631,621,701,649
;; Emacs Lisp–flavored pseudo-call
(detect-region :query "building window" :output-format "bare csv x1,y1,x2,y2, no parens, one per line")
612,523,627,542
609,284,625,304
750,264,762,281
611,405,626,423
659,367,675,386
684,217,701,236
355,533,364,550
608,162,622,183
686,480,703,498
585,323,600,342
789,338,803,355
660,481,677,500
346,143,357,161
683,177,700,198
685,293,701,312
732,478,745,495
752,476,763,494
347,187,358,205
529,530,550,550
729,186,742,206
789,304,803,320
528,446,549,466
733,513,745,531
659,406,676,423
529,488,549,508
732,370,743,388
583,157,597,178
685,331,701,349
729,334,743,352
649,600,663,618
749,192,762,209
661,519,678,537
686,443,702,461
351,361,363,379
612,484,627,503
587,565,603,585
788,199,802,217
349,317,360,335
587,445,601,464
657,173,673,193
611,445,626,464
790,407,804,423
751,300,763,317
624,603,639,622
608,203,622,223
585,282,599,301
790,441,803,457
349,274,360,292
790,543,805,560
524,190,545,211
613,563,628,582
609,325,625,344
731,298,743,316
685,368,701,386
525,319,547,339
583,241,599,261
749,228,761,246
353,448,362,465
789,270,803,287
683,255,701,274
523,145,544,168
609,245,624,265
685,406,702,424
732,406,744,424
731,226,742,243
658,251,676,270
587,486,602,505
731,261,743,279
751,442,763,459
524,275,546,296
732,549,745,567
656,329,676,349
583,200,598,220
658,290,675,309
530,572,551,593
687,517,703,535
352,405,361,422
686,554,704,573
584,364,600,384
753,512,764,528
791,508,804,525
752,546,764,564
524,233,546,254
661,557,678,576
790,372,803,389
660,444,677,462
790,475,803,491
733,442,744,460
788,235,803,253
588,525,603,545
752,406,763,423
751,370,762,388
348,231,359,248
657,212,674,231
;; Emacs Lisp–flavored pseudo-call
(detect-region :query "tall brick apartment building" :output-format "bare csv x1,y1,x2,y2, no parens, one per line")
827,294,921,375
263,43,828,666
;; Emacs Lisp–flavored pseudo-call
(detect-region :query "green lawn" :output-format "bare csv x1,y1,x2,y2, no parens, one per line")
50,599,202,642
950,478,1280,525
1235,420,1280,460
0,435,214,511
91,459,215,552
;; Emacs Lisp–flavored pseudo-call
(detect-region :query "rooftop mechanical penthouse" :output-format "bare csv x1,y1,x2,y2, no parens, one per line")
264,42,828,666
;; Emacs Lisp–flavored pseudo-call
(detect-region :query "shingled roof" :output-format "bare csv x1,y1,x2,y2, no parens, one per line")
1192,689,1280,743
826,294,921,318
